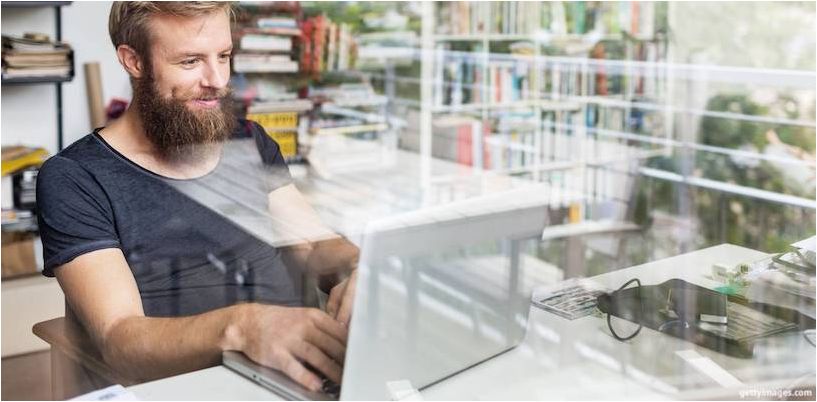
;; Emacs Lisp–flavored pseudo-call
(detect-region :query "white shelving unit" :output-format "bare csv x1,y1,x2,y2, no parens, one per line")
419,1,672,226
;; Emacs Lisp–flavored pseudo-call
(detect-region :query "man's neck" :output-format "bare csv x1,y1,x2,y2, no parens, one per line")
99,106,222,180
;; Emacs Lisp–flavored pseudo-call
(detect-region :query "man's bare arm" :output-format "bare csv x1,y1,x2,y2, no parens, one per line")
267,184,360,324
267,184,359,269
55,248,347,391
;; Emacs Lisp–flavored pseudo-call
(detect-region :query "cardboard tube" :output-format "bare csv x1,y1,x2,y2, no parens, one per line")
84,62,106,128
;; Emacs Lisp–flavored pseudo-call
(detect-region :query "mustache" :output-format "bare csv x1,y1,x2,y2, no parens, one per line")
178,87,231,102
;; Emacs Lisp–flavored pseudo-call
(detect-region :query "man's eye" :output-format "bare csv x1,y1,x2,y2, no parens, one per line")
181,59,199,66
219,54,231,61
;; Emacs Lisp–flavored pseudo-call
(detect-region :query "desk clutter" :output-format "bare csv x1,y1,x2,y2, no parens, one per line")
532,239,816,359
1,145,48,278
714,236,815,320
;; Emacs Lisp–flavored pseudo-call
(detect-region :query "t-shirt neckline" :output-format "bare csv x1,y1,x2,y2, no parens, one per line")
91,128,222,182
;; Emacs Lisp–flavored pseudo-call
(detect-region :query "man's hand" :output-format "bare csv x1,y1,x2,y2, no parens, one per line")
326,269,358,326
235,304,348,392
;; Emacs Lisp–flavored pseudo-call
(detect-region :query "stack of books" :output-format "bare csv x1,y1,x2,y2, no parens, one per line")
2,34,72,80
246,99,313,161
233,10,301,73
308,84,389,137
431,114,485,167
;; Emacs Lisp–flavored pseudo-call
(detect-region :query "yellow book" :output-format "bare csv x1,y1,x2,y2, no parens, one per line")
266,131,298,158
1,146,48,176
247,112,299,130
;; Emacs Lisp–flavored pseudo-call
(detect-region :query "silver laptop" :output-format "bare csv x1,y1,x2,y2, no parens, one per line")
224,186,549,400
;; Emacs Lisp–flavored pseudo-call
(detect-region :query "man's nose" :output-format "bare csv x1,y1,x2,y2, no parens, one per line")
201,60,228,89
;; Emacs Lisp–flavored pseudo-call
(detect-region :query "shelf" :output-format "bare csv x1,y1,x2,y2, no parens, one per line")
1,221,38,233
310,123,389,136
3,0,71,150
434,33,535,42
1,1,71,8
2,75,73,85
432,100,540,113
434,33,623,43
2,208,38,232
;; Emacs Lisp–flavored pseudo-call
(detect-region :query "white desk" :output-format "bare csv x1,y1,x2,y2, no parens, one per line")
214,138,584,244
128,244,815,400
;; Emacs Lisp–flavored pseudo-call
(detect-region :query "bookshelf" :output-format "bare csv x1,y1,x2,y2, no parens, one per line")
1,75,72,85
231,3,396,168
0,1,71,8
297,4,405,174
1,1,74,150
231,2,308,162
1,2,75,282
417,1,671,228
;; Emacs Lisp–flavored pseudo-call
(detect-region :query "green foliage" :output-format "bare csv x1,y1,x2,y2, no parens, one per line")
700,94,769,150
301,1,420,34
637,92,817,252
701,93,816,153
633,90,815,253
302,1,364,27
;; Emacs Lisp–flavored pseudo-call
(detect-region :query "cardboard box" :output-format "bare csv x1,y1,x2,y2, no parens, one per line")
1,232,38,278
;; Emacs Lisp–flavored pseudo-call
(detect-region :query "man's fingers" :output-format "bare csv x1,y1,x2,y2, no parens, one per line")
336,273,357,325
304,324,346,364
281,352,323,392
326,280,347,318
311,309,348,344
293,340,343,384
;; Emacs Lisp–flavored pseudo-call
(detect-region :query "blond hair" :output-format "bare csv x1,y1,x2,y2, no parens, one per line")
108,2,234,57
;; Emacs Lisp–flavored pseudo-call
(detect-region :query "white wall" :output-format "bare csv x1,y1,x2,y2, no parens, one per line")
1,2,132,155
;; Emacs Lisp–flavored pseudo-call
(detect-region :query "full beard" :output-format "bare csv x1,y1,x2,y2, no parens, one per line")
133,74,237,163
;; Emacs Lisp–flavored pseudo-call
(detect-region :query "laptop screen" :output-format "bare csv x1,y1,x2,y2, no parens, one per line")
341,186,549,400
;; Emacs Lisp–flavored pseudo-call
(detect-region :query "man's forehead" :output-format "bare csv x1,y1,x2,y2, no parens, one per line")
148,12,232,55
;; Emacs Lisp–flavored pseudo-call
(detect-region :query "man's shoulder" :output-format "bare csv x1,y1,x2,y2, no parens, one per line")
39,132,111,181
50,132,107,164
234,118,284,164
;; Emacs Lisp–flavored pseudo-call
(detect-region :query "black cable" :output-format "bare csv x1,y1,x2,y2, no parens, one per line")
606,278,643,342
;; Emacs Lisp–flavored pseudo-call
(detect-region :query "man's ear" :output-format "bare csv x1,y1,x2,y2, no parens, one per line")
116,45,146,79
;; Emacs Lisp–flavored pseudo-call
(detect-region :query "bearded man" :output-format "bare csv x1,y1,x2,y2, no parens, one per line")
35,2,356,392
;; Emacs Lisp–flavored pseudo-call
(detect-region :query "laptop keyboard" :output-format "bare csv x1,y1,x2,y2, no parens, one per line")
321,378,341,398
304,362,341,399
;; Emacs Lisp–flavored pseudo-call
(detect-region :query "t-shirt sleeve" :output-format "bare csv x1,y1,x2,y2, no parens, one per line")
36,156,121,277
247,119,294,191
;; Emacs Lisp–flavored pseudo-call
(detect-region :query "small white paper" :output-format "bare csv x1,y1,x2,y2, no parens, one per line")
70,385,139,401
675,349,744,388
387,380,424,401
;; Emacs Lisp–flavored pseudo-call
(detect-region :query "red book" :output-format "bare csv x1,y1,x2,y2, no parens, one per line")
456,123,473,166
313,15,327,74
299,19,314,74
495,67,501,103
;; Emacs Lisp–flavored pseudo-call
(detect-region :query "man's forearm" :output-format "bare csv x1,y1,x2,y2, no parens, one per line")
100,303,249,382
282,237,359,280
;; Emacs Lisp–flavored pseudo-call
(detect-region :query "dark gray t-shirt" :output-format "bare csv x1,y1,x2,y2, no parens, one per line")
36,119,303,316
